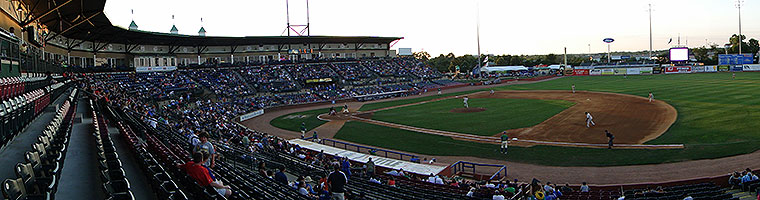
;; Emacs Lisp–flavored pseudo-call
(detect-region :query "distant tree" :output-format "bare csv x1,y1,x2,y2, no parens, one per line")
412,51,431,62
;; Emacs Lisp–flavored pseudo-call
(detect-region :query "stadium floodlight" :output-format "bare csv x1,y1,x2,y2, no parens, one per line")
736,0,743,54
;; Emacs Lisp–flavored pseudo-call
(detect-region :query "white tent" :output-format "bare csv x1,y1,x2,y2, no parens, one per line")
480,66,528,73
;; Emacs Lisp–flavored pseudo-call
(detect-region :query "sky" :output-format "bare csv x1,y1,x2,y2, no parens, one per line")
104,0,760,56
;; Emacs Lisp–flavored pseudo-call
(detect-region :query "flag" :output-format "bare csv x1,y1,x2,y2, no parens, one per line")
483,56,489,63
668,38,672,44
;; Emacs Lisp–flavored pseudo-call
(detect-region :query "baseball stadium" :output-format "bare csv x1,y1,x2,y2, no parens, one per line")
1,0,760,200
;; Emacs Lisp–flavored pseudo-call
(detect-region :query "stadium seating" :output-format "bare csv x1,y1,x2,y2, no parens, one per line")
2,88,77,200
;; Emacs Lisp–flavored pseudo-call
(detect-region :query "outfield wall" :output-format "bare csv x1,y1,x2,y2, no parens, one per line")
571,65,760,76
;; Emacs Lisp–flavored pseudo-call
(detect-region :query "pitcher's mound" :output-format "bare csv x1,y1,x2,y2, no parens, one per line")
450,107,487,113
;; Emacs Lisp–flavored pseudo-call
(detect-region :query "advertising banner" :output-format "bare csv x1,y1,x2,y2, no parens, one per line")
640,67,653,74
653,67,662,74
239,109,265,121
664,66,692,74
613,68,627,75
732,66,744,72
135,66,177,73
742,64,760,72
692,66,705,73
573,69,590,76
590,69,602,75
704,66,718,72
718,65,731,72
719,54,754,65
601,68,614,75
626,68,641,75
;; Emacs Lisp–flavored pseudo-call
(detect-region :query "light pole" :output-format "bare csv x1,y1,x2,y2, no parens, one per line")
603,38,614,63
648,4,653,59
736,0,743,54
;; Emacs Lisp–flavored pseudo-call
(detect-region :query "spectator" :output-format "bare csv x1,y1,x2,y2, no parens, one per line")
275,166,289,184
466,187,476,197
177,152,232,197
193,133,217,168
258,162,268,177
435,175,444,185
365,157,375,177
729,172,741,188
327,166,348,200
580,182,590,192
298,181,315,198
428,174,437,184
544,182,554,193
388,177,396,187
493,190,505,200
369,176,382,184
560,183,573,193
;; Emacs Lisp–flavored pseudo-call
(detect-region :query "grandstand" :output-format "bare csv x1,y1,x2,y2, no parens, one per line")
1,0,758,200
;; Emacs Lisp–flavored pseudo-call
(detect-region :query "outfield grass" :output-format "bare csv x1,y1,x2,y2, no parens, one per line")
270,108,330,132
358,91,475,111
372,98,574,136
334,73,760,166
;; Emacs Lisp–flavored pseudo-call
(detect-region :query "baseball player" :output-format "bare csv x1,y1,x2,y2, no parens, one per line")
300,122,307,138
463,96,469,108
605,130,614,149
342,103,349,113
585,112,595,128
571,84,576,93
437,88,442,95
648,92,654,103
500,131,509,154
732,73,736,80
490,89,495,95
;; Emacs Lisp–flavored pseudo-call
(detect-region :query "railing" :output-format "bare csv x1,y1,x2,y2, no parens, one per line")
306,137,420,162
450,161,507,181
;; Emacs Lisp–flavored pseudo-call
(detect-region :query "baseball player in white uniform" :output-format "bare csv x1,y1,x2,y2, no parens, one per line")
648,92,654,103
585,112,595,127
490,89,495,95
571,84,576,93
463,96,469,108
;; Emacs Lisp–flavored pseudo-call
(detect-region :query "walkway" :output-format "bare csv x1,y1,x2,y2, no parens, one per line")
56,97,105,200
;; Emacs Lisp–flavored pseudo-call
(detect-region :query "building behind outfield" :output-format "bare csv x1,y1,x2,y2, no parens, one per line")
0,0,401,74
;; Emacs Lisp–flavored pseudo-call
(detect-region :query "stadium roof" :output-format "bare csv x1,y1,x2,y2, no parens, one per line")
22,0,402,47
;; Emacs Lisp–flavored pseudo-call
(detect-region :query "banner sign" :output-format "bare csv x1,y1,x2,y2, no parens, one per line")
692,66,705,73
719,54,754,65
732,66,744,72
704,66,718,72
305,78,333,83
741,64,760,72
613,68,627,75
573,69,590,76
601,68,614,75
590,69,602,75
135,66,177,73
239,109,265,121
626,68,641,75
640,67,653,74
718,65,731,72
664,66,692,74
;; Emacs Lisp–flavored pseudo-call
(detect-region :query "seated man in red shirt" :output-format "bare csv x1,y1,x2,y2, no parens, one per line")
178,152,232,197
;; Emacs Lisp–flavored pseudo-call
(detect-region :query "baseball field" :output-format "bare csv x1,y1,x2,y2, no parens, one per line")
271,72,760,166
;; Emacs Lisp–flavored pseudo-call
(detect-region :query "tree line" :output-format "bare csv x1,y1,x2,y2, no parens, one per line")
414,34,759,72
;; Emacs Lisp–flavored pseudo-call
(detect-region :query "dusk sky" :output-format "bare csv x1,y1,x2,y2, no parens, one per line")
104,0,760,56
